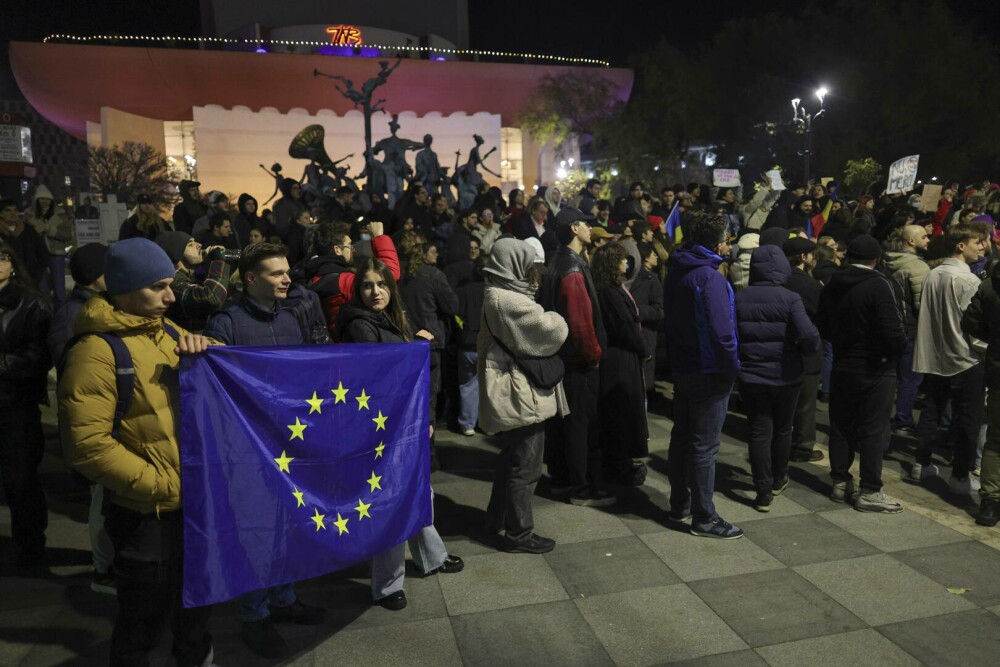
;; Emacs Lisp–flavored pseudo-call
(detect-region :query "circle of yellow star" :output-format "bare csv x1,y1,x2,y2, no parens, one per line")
372,410,388,431
292,488,306,507
274,450,295,473
367,471,382,492
287,417,307,441
331,381,349,404
355,499,371,520
355,388,371,411
333,512,350,535
310,508,326,531
306,391,324,414
374,441,385,459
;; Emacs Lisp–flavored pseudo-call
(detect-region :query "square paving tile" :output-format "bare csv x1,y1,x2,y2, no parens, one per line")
819,507,969,552
741,513,880,567
688,569,866,648
309,617,462,666
794,554,975,626
532,500,634,546
640,530,783,582
711,490,811,524
755,628,921,666
575,584,747,665
305,572,449,631
893,540,1000,607
437,552,568,616
658,649,768,666
451,600,613,666
878,609,1000,666
544,536,679,597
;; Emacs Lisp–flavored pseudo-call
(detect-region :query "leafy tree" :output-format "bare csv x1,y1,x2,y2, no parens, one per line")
88,141,173,207
842,158,884,198
519,72,620,147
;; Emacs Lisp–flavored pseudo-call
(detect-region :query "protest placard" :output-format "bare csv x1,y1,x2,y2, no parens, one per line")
919,184,943,212
886,155,920,194
713,169,741,188
765,170,786,191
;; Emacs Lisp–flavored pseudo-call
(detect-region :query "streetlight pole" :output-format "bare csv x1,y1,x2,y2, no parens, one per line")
791,87,828,184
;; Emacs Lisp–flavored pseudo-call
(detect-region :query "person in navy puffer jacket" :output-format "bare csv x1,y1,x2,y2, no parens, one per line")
735,245,820,512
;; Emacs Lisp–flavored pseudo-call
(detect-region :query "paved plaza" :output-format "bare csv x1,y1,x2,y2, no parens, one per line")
3,380,1000,666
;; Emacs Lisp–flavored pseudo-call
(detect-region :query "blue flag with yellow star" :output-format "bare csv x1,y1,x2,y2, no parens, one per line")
178,342,432,608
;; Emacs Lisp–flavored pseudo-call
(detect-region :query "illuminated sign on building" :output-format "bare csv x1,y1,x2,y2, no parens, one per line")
326,25,363,46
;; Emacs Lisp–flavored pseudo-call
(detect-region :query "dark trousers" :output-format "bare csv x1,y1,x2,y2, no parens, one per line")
667,373,733,523
828,370,896,493
105,505,212,667
742,382,801,493
486,422,545,541
792,373,819,456
0,400,48,560
546,365,602,490
892,337,923,428
915,365,985,478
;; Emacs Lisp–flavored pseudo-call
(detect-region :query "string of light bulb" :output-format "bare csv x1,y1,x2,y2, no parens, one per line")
41,34,611,67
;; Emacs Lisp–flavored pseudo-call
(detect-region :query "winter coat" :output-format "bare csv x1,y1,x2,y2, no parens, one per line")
597,283,649,458
337,303,410,343
455,266,485,350
735,246,820,386
203,295,303,346
812,259,839,285
1,219,49,283
58,295,208,515
0,284,52,406
171,180,207,235
272,179,307,241
729,233,760,291
913,258,983,377
784,266,823,374
542,246,606,366
663,243,739,378
629,266,664,387
883,251,930,337
118,213,172,242
477,284,568,434
817,265,907,376
48,283,96,369
233,193,263,245
961,262,1000,389
27,191,74,256
166,260,231,332
741,187,780,231
400,263,458,351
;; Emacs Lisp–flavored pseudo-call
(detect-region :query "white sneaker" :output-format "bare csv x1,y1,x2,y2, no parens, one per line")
855,491,903,514
462,428,476,436
906,463,939,483
951,475,981,495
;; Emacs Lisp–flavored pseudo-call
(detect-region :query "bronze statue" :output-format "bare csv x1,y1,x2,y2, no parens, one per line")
414,134,444,197
457,134,500,209
373,114,423,204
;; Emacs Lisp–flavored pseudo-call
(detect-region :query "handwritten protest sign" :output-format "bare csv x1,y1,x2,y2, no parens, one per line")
919,184,943,213
886,155,920,194
765,170,786,191
713,169,741,188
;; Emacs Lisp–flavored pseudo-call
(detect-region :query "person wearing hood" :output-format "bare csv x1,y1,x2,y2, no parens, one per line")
336,257,465,609
478,238,568,554
817,234,907,513
663,214,743,538
537,185,563,225
883,225,930,436
735,245,820,512
0,198,48,286
729,231,760,291
171,180,206,235
762,186,804,231
59,238,217,665
155,231,231,332
191,191,233,239
272,178,307,242
0,238,53,577
119,194,172,242
27,185,74,305
233,193,265,245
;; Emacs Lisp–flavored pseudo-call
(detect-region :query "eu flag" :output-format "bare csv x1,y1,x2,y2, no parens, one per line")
178,342,432,608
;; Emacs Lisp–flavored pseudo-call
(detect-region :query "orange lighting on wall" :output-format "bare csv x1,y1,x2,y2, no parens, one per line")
325,25,363,46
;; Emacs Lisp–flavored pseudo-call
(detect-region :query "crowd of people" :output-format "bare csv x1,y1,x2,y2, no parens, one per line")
2,170,1000,664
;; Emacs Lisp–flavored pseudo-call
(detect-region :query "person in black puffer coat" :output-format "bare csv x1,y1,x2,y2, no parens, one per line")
0,240,53,575
454,255,485,435
735,245,820,512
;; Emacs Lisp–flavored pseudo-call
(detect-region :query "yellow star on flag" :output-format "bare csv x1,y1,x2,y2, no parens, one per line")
355,388,371,411
287,417,307,441
367,471,382,492
292,488,305,507
274,450,295,473
333,512,350,535
355,498,371,520
331,381,349,404
374,441,385,459
310,508,326,531
372,410,388,431
306,391,324,414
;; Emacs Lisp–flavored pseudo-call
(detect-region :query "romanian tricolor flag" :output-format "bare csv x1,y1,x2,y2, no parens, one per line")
809,183,840,239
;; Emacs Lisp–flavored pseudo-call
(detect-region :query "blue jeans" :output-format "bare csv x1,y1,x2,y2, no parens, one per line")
458,350,478,431
239,584,296,622
667,373,733,523
371,525,447,600
892,337,923,428
820,341,833,394
47,254,67,306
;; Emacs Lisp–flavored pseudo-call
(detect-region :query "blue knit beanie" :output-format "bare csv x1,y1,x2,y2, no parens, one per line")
104,238,177,296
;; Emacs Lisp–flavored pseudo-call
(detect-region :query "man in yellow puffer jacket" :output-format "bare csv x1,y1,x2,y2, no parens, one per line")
59,237,218,667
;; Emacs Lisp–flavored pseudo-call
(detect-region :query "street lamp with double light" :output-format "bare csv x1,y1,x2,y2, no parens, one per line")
791,86,829,183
